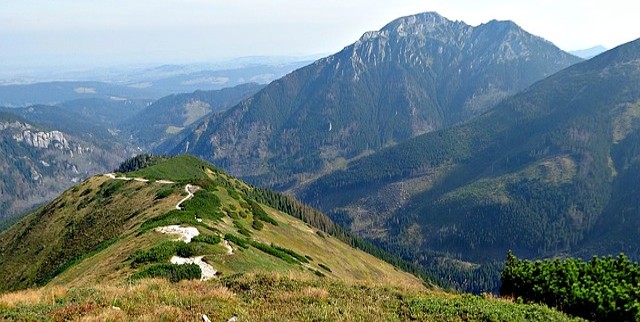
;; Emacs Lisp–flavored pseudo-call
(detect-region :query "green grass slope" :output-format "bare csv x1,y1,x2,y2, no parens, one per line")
0,155,425,293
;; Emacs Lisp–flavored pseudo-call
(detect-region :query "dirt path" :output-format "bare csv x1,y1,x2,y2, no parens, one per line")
223,239,234,255
104,172,233,277
103,173,174,184
176,184,199,210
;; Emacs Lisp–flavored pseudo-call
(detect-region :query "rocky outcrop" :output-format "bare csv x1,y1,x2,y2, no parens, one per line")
13,129,69,149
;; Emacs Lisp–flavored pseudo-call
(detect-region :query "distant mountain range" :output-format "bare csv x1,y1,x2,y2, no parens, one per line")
0,59,313,106
0,81,161,107
160,12,582,190
569,45,608,59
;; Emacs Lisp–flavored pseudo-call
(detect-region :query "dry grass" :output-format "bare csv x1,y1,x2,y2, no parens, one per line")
0,286,67,308
0,273,583,322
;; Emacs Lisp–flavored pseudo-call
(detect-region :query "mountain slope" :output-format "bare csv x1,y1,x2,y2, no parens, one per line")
0,111,127,222
296,38,640,291
162,12,581,189
570,45,608,59
123,83,264,148
1,104,132,150
57,98,151,127
0,155,426,293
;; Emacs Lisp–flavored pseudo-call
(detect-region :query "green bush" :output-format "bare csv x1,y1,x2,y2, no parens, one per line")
249,241,298,265
154,187,174,200
500,251,640,321
129,241,178,267
175,243,197,258
182,191,223,218
129,241,199,267
227,188,241,200
318,263,332,272
234,220,252,237
249,201,278,226
271,244,309,263
224,233,249,249
99,180,125,198
131,263,201,283
252,219,264,231
191,234,221,245
139,210,199,233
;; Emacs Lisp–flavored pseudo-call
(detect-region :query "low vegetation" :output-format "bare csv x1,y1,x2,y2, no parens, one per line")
500,252,640,321
249,200,278,226
130,263,201,283
272,244,309,264
318,263,332,272
248,240,299,265
0,273,583,321
154,187,174,200
191,234,221,245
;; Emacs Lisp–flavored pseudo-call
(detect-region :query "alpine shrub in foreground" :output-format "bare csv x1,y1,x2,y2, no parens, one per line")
500,251,640,321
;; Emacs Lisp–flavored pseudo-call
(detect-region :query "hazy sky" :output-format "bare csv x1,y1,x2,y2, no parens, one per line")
1,0,639,68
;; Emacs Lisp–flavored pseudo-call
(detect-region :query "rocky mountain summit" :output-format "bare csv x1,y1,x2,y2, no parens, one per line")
162,12,581,189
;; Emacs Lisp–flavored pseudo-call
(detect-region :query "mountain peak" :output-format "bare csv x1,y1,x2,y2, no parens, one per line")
484,19,519,28
165,12,581,191
377,11,466,39
569,45,608,59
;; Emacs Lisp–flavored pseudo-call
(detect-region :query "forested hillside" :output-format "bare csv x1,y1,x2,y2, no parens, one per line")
297,39,640,292
123,83,264,148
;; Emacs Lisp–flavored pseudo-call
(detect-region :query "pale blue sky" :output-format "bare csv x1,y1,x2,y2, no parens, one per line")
1,0,638,68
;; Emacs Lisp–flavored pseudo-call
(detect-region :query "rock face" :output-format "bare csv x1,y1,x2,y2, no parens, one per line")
14,129,69,149
0,112,125,222
162,12,582,189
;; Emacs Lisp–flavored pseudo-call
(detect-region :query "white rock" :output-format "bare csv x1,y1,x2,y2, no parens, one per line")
155,225,200,243
170,256,217,280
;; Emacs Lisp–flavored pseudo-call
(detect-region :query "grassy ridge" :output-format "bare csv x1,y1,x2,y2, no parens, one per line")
1,154,427,296
0,176,178,292
0,273,583,321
